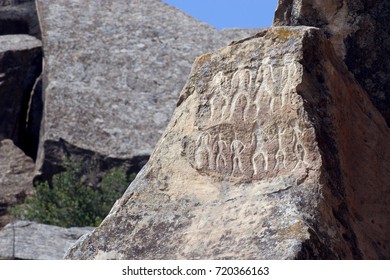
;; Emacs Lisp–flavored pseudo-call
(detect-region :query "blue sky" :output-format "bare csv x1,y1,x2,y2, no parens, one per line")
162,0,278,29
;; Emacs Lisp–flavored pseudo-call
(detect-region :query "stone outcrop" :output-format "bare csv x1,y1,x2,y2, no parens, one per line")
0,35,42,152
65,27,390,259
34,0,257,180
0,220,92,259
274,0,390,127
0,140,35,228
0,0,41,38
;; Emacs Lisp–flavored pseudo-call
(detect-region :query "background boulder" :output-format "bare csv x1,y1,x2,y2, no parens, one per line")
0,220,92,259
34,0,258,181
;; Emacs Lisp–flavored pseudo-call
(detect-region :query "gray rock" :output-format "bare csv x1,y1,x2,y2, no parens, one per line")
65,27,390,259
0,1,41,38
0,35,42,150
0,220,93,259
35,0,258,180
0,139,35,228
273,0,390,127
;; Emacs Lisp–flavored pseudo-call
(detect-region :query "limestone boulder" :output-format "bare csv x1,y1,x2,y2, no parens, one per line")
0,220,93,259
35,0,258,180
0,139,35,228
0,35,42,150
273,0,390,127
65,27,390,259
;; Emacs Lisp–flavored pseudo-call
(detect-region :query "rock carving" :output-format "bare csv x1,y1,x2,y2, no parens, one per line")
191,60,308,181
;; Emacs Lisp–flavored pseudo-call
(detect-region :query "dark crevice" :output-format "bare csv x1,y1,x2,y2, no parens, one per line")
34,138,149,185
295,229,339,259
0,1,43,159
15,52,42,158
0,19,29,35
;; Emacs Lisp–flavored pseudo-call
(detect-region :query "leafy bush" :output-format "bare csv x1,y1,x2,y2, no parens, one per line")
11,160,135,227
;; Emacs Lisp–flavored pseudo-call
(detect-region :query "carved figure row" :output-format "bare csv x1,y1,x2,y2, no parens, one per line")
207,61,300,124
194,121,307,179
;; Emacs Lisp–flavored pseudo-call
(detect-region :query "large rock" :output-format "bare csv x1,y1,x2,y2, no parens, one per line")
35,0,258,180
273,0,390,127
0,0,41,38
0,220,92,259
0,35,42,150
0,139,35,228
65,27,390,259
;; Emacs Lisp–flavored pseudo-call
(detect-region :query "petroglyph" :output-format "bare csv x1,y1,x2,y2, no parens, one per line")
229,69,253,122
189,59,310,181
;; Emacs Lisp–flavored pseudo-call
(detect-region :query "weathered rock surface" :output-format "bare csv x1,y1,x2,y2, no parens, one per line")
0,139,35,228
0,35,42,150
0,0,41,38
0,220,92,259
65,27,390,259
274,0,390,127
35,0,258,180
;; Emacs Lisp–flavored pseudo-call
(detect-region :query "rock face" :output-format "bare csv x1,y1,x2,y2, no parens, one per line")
35,0,257,180
0,220,92,259
0,35,42,151
0,139,35,228
274,0,390,127
0,0,41,38
65,27,390,259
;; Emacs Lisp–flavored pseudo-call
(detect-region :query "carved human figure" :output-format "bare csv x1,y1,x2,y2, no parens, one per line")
210,72,229,122
294,143,305,170
229,69,253,122
263,123,279,172
231,134,246,176
280,62,299,108
252,131,268,177
214,134,232,174
274,149,286,171
292,124,306,169
195,132,212,170
255,59,278,114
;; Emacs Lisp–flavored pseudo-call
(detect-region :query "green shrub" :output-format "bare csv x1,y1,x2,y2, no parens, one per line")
11,159,135,227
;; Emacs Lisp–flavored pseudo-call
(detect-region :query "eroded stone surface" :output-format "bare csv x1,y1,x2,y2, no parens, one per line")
35,0,257,180
273,0,390,127
0,139,35,228
0,220,93,259
66,26,390,259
